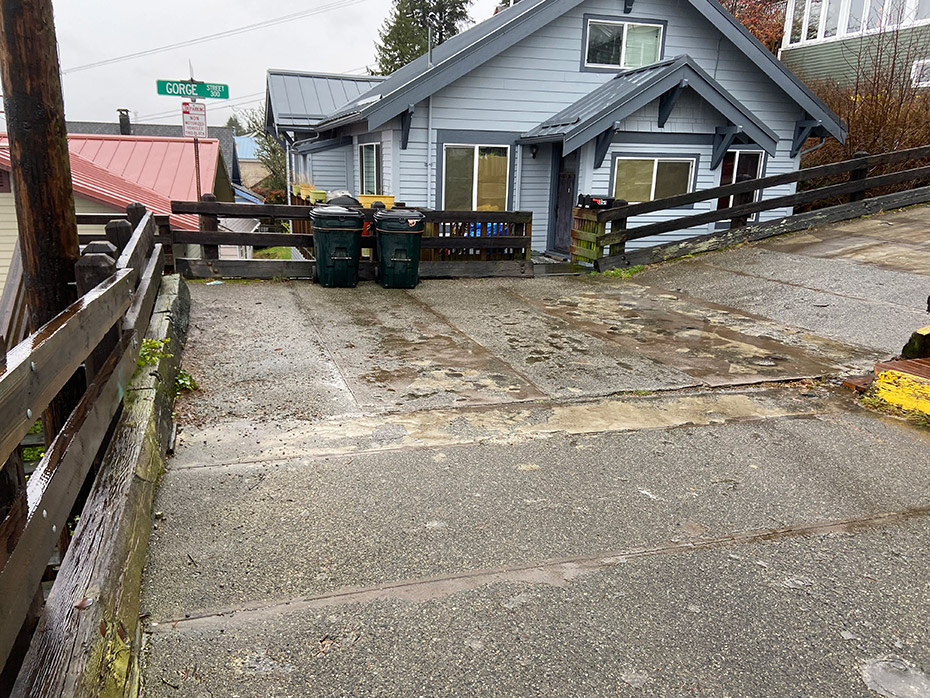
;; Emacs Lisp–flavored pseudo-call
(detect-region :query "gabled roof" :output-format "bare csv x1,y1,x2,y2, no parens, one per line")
233,182,265,204
520,56,779,155
0,135,200,229
313,0,845,141
66,134,221,203
265,70,385,133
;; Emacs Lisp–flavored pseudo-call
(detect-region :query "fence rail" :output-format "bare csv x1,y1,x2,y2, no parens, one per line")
169,200,535,279
572,145,930,270
0,204,166,691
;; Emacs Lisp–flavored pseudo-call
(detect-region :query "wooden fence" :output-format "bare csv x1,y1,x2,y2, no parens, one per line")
572,144,930,271
0,206,166,694
169,200,535,279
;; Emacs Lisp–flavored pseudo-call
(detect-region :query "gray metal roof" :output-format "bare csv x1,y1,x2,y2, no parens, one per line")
66,121,238,183
520,56,779,155
314,0,557,132
265,71,385,132
311,0,845,143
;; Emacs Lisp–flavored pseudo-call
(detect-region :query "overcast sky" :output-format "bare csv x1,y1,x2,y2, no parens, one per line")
4,0,499,129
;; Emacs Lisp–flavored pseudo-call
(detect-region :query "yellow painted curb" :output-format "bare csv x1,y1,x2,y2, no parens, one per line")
874,370,930,415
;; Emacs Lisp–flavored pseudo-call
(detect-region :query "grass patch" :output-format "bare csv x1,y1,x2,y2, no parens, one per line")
254,246,291,260
595,264,646,279
860,392,930,429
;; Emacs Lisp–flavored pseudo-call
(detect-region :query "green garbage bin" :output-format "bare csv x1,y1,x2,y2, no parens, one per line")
374,209,425,289
310,205,364,287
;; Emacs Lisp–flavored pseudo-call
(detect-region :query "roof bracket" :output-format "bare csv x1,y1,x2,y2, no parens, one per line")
624,0,635,12
594,128,614,169
658,79,688,128
711,125,742,169
790,118,821,158
401,104,415,150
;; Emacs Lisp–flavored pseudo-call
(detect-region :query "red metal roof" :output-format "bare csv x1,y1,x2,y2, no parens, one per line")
0,134,210,229
66,134,220,203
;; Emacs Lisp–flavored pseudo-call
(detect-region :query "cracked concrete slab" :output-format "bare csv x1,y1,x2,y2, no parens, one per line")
142,402,930,622
143,516,930,697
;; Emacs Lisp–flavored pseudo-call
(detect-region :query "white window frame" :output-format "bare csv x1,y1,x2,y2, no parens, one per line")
583,19,664,69
911,58,930,86
359,142,381,195
441,143,511,210
612,156,695,203
783,0,929,48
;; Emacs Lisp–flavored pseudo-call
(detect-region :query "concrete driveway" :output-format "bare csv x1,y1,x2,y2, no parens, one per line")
141,207,930,697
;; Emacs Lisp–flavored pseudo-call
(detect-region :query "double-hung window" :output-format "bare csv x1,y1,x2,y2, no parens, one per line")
359,143,381,195
585,19,662,69
443,144,510,211
613,157,694,203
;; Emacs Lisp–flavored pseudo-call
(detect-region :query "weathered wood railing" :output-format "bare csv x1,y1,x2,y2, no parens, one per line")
573,144,930,271
169,200,534,279
0,205,167,694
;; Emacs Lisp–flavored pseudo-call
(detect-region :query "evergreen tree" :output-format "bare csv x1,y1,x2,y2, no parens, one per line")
224,114,248,136
375,0,473,75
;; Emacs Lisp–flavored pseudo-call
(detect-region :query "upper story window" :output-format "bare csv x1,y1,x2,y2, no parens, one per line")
784,0,928,47
584,19,663,70
912,58,930,86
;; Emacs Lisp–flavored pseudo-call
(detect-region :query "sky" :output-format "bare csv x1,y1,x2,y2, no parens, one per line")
4,0,499,129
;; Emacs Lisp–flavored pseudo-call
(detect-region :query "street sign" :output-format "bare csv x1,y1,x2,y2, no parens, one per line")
157,79,229,99
181,101,207,139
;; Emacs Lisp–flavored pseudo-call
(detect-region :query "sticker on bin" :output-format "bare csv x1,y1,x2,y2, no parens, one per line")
407,219,418,227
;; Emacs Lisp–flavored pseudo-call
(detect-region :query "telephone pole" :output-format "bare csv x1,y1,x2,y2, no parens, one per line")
0,0,80,332
0,0,82,437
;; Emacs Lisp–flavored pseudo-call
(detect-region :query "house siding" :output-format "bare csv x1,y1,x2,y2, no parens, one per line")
306,146,352,191
1,188,119,294
780,24,930,86
519,142,553,249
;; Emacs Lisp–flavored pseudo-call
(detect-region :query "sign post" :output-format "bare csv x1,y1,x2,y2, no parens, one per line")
182,101,208,199
156,77,229,202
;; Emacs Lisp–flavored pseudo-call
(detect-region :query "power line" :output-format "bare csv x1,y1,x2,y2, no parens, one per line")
137,92,266,121
62,0,374,75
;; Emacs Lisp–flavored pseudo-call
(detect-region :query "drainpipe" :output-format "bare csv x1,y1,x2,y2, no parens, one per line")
513,143,522,210
427,97,434,206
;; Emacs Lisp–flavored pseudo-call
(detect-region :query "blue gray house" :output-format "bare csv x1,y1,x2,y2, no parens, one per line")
265,0,847,254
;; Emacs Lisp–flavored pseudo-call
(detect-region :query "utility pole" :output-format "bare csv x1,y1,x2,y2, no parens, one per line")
0,0,82,437
0,0,80,332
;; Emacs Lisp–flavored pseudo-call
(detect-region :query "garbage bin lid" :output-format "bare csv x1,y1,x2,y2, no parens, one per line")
373,208,425,222
310,205,364,220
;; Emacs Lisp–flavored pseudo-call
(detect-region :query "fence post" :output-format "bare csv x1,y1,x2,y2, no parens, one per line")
156,215,175,274
105,219,132,254
849,151,870,203
730,174,755,229
126,202,146,230
200,193,219,261
75,246,118,381
605,200,628,258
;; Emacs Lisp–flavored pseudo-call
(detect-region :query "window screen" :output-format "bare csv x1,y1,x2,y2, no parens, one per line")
443,146,475,210
476,147,508,211
625,24,661,67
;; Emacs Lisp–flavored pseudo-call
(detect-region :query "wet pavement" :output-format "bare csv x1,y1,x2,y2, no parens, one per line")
143,207,930,696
